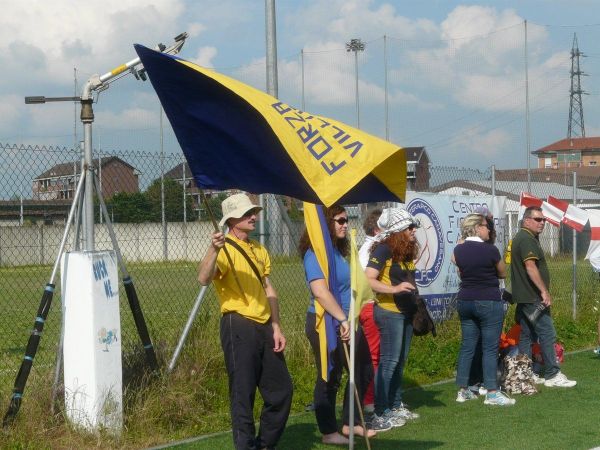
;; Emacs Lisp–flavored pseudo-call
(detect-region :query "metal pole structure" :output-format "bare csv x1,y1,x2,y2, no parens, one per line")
346,39,365,129
384,35,389,141
3,172,87,426
81,86,95,251
524,20,532,192
98,150,103,224
182,159,187,224
160,106,168,260
301,49,305,111
265,0,280,249
572,171,578,319
168,285,209,372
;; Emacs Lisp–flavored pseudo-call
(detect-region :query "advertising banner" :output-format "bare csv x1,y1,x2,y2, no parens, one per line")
405,193,506,322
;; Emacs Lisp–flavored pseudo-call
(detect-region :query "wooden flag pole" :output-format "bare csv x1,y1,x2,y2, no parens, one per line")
199,189,250,302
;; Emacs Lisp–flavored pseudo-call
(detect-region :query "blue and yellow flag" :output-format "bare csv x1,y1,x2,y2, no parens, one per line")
135,45,406,206
350,229,375,328
303,202,340,381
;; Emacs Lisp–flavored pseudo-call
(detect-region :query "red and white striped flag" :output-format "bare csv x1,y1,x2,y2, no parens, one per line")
518,192,561,227
547,195,589,232
585,209,600,272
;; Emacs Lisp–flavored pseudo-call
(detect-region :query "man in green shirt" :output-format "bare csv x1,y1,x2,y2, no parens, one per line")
511,206,576,388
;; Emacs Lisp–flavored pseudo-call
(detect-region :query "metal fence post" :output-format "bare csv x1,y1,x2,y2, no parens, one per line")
572,171,577,320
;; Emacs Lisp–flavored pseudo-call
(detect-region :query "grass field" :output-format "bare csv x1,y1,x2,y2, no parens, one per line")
0,256,599,448
165,350,600,450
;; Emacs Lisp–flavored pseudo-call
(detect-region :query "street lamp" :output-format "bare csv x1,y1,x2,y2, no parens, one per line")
346,38,365,129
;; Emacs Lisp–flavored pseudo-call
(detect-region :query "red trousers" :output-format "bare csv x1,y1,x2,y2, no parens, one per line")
360,302,381,406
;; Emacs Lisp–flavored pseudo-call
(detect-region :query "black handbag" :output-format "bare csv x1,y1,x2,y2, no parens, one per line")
412,296,436,337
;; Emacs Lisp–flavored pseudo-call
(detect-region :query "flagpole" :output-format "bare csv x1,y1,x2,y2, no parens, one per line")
349,283,356,449
342,343,371,450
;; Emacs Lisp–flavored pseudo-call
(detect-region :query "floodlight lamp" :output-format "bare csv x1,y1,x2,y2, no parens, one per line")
130,65,147,81
25,96,46,104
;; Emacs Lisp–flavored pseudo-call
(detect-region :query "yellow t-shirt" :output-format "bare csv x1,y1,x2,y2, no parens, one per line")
367,243,416,313
214,235,272,323
375,260,416,313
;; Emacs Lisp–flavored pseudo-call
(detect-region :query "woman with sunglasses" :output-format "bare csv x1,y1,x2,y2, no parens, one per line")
365,207,422,428
299,205,380,445
452,213,514,406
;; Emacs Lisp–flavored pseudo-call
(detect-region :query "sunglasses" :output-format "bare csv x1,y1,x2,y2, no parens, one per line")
332,217,349,225
530,217,546,223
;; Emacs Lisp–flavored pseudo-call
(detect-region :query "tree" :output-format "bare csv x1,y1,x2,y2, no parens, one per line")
200,193,228,222
104,192,152,223
145,177,198,222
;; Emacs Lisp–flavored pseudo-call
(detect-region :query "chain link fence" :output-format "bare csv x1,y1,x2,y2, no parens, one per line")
1,142,598,388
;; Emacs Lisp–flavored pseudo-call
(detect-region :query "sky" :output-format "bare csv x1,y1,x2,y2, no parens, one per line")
2,0,600,174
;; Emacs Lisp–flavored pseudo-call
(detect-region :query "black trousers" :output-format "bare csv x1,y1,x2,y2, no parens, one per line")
305,312,373,435
220,313,293,450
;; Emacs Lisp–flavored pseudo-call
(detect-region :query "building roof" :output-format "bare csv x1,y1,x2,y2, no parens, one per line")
533,136,600,154
432,179,600,204
405,146,428,163
494,168,600,187
34,156,137,180
165,161,192,180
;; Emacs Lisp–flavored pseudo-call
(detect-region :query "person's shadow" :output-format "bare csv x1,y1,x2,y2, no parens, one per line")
403,384,448,409
279,423,443,449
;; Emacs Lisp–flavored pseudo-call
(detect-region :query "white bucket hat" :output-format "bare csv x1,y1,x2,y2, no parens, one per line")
375,207,420,241
219,193,262,227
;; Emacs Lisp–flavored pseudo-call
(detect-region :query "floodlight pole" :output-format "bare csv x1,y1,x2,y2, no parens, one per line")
346,38,365,129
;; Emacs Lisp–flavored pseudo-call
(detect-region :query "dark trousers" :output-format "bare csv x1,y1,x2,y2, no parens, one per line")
305,312,372,435
220,313,293,450
516,303,560,379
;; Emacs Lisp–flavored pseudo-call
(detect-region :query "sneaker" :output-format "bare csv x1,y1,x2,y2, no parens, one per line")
367,413,393,432
484,391,516,406
593,347,600,356
382,410,406,428
532,373,545,385
468,383,487,396
456,389,477,403
544,371,576,388
391,404,420,420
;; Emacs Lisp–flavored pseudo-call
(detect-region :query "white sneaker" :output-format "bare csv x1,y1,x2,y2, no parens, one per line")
382,410,406,428
532,373,545,385
544,371,576,388
391,404,420,420
456,389,477,403
468,383,488,396
484,391,516,406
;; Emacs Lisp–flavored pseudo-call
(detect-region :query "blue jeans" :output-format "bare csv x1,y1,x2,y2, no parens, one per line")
456,300,505,391
516,303,559,379
373,305,413,415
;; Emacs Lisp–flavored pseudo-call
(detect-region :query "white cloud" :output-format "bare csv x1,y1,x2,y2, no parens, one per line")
286,0,437,44
96,107,159,130
192,47,218,68
0,0,186,90
0,95,25,135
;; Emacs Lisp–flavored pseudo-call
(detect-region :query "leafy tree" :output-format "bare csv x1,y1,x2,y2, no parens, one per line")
104,192,152,223
145,177,198,222
199,192,228,223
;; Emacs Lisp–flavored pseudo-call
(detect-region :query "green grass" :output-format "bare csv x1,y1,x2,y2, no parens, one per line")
0,257,599,448
166,350,600,450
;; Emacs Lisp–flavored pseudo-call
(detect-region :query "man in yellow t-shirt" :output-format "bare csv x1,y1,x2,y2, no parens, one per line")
198,193,293,450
